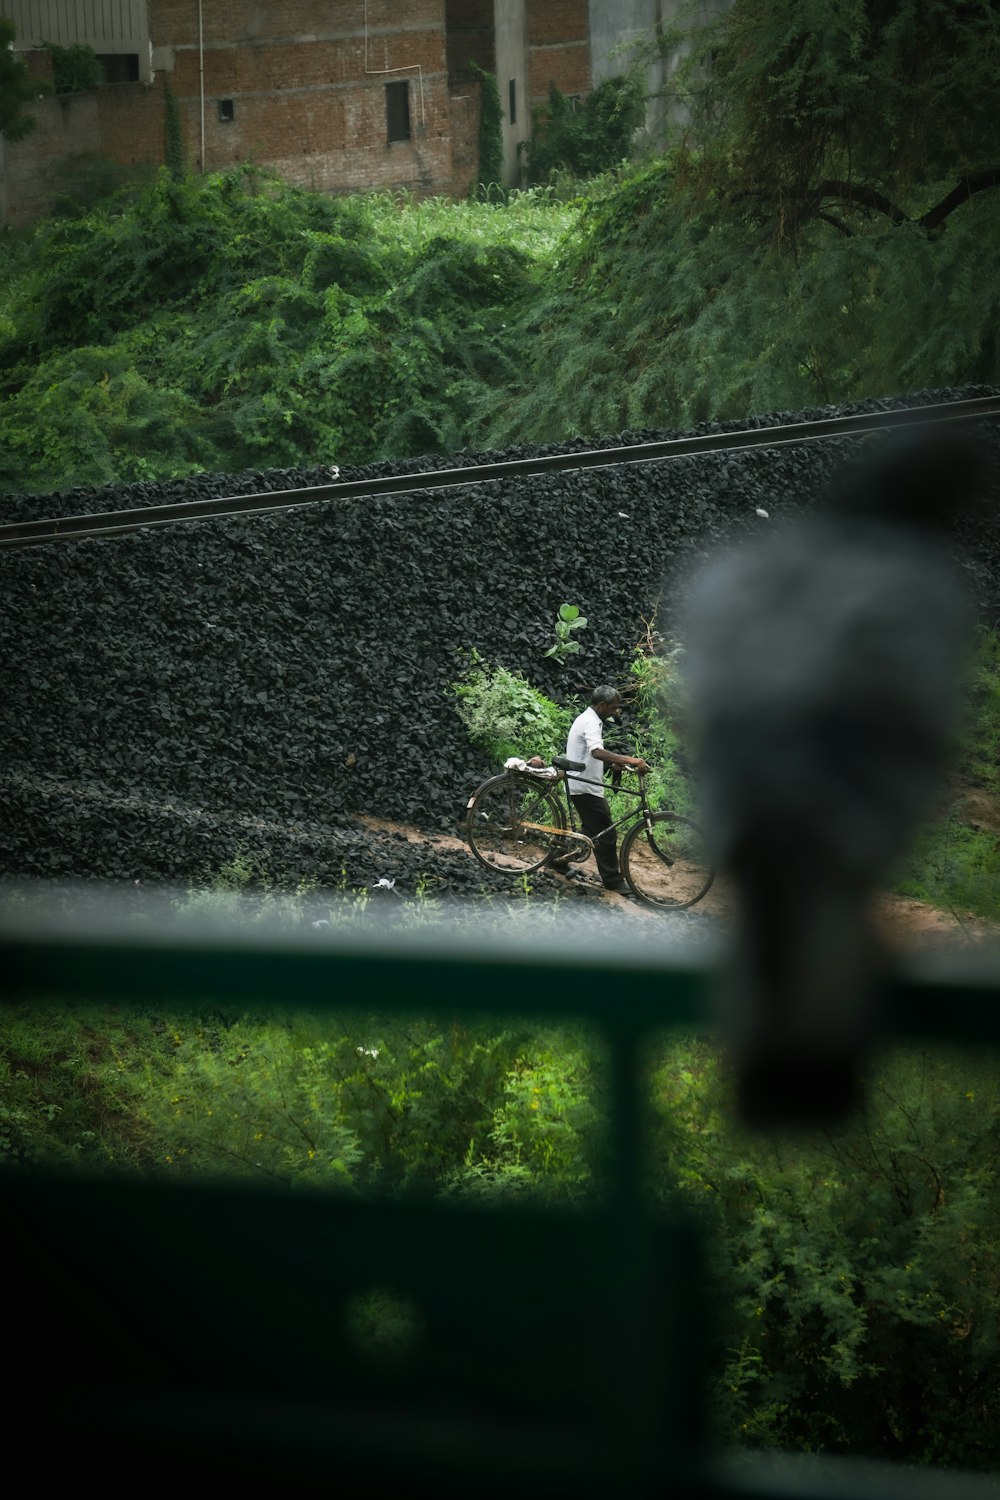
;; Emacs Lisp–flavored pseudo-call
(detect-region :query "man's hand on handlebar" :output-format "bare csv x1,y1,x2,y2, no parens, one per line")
609,754,652,779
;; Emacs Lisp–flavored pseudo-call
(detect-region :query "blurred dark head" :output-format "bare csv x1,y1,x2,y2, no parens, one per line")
827,426,995,531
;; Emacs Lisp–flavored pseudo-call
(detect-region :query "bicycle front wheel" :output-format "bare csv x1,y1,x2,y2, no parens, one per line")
620,812,714,910
466,775,566,875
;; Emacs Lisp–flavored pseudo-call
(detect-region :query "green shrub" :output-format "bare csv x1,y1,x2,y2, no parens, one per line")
652,1036,1000,1467
445,1027,603,1203
0,1002,169,1170
892,627,1000,922
524,74,646,186
43,41,104,94
0,18,50,141
450,655,570,766
623,636,697,817
0,171,571,493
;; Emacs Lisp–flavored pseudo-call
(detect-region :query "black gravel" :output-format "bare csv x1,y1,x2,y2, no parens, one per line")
1,386,998,896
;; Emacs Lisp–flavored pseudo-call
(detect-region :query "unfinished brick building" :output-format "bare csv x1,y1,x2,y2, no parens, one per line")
0,0,593,225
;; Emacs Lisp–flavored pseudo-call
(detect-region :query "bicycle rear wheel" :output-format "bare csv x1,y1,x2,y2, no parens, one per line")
620,812,714,910
466,774,566,874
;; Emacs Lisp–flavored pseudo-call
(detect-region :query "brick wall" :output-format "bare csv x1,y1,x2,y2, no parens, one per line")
0,50,167,227
151,0,455,194
1,0,598,220
447,89,480,198
527,0,590,104
527,0,589,48
444,0,495,82
1,0,472,221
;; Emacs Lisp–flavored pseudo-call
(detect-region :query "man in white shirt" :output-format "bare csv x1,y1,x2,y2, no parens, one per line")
560,685,650,892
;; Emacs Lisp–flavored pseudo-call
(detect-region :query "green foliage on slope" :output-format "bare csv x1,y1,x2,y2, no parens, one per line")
2,1,998,489
0,168,572,494
480,0,1000,443
481,152,1000,446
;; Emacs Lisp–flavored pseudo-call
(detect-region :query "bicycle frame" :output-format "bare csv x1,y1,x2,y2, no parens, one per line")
517,765,654,854
466,762,715,910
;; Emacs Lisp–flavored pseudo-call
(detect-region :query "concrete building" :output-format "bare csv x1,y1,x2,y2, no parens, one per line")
589,0,731,137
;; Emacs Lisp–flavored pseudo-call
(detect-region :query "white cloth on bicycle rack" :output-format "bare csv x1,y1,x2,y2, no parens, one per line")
503,757,559,779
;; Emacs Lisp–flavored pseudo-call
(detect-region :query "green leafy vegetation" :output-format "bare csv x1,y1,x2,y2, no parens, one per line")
543,601,588,663
3,3,997,487
164,79,185,181
0,168,573,494
482,0,1000,443
42,41,104,94
653,1036,1000,1469
449,652,571,765
4,949,999,1468
892,629,1000,924
0,19,49,141
620,633,697,819
470,63,504,198
524,73,647,186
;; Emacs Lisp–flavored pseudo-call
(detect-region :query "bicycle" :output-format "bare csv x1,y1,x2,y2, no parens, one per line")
464,755,714,911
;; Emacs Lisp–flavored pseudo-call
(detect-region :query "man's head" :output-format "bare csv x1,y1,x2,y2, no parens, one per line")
591,684,621,721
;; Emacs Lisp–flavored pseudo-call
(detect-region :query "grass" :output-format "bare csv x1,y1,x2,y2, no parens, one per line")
366,185,579,262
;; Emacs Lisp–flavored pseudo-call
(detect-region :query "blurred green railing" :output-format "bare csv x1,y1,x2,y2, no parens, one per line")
2,904,998,1498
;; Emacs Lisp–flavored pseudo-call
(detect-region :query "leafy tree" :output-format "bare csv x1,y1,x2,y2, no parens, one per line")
0,19,49,142
42,41,104,95
477,1,1000,446
524,73,647,186
657,0,1000,238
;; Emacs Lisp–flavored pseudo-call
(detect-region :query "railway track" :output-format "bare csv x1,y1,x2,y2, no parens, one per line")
2,393,999,551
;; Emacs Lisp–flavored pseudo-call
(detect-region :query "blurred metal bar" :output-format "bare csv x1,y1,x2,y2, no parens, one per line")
2,898,998,1496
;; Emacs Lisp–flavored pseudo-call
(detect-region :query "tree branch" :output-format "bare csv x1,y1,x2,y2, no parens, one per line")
811,180,909,225
920,168,1000,231
815,210,853,237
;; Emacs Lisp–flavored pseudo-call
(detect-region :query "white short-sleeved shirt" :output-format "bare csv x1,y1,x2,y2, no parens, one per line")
565,706,607,799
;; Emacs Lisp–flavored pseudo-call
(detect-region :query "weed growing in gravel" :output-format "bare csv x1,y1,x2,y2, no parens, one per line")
176,848,318,924
543,602,588,665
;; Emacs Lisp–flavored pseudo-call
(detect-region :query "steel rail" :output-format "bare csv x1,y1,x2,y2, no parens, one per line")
2,393,999,551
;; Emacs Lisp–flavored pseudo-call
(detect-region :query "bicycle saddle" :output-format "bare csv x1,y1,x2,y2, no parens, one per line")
551,756,585,772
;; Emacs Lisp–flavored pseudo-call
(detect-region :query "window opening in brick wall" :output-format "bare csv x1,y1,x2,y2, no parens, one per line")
508,78,517,125
218,99,235,123
96,54,139,84
386,80,411,144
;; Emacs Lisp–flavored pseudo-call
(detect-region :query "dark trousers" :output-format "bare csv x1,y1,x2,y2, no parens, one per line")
570,793,621,887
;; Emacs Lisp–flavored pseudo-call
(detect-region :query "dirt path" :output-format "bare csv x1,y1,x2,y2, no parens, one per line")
4,770,992,946
357,814,995,949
